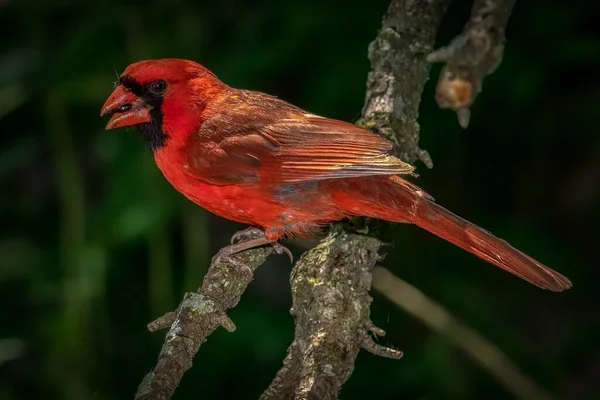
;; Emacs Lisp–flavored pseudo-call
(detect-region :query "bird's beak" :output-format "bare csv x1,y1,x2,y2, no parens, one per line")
100,85,151,129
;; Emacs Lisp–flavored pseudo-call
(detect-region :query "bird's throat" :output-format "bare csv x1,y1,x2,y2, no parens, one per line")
136,107,168,151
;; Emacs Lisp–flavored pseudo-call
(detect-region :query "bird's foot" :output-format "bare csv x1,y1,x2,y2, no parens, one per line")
209,238,293,278
230,226,265,244
229,226,293,263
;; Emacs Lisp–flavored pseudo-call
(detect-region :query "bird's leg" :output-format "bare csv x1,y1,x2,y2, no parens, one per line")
211,227,293,266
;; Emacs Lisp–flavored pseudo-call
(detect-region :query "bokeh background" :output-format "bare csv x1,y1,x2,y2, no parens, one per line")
1,0,599,399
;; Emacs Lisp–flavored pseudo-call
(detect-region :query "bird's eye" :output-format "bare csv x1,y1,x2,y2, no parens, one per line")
149,80,167,94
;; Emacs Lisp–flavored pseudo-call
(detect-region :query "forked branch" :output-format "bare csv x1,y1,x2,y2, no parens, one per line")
136,0,453,398
262,0,452,398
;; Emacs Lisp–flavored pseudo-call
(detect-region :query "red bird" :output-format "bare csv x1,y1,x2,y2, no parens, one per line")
100,58,572,292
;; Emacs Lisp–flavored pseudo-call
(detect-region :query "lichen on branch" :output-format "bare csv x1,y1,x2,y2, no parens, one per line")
262,230,401,400
359,0,452,168
135,247,273,400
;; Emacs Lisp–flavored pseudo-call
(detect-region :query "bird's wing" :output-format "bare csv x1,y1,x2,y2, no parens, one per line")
184,91,414,185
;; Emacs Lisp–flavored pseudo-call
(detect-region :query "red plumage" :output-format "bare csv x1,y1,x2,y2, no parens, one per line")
100,58,572,292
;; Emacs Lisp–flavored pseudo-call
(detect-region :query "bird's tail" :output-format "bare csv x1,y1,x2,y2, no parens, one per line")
332,176,572,292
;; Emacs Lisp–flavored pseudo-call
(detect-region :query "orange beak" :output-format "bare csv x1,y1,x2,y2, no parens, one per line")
100,85,152,129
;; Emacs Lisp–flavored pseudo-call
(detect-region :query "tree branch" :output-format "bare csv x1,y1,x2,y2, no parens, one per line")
359,0,452,167
372,266,557,400
427,0,517,128
134,247,273,400
261,230,401,400
262,1,452,398
136,0,455,398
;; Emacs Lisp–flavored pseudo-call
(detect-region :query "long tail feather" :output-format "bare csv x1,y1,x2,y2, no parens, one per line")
334,176,572,291
408,193,572,291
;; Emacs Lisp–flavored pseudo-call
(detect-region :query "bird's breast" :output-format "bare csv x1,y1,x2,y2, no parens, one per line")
152,147,344,236
154,148,251,221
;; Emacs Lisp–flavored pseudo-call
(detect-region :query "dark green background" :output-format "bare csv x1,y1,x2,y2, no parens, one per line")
1,0,598,399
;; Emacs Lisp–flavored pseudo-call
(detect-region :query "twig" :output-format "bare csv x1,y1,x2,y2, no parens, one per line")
134,247,273,400
361,335,403,360
427,0,517,128
372,266,557,400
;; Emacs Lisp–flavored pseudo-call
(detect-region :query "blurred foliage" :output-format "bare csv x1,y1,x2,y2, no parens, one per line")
1,0,599,399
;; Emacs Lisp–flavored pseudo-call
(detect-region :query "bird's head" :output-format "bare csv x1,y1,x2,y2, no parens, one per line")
100,58,225,151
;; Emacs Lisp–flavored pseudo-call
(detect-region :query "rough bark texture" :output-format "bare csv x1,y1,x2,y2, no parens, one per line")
427,0,517,127
358,0,452,168
135,247,273,400
261,230,402,400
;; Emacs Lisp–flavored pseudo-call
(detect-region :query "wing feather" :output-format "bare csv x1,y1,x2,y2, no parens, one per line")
184,90,415,185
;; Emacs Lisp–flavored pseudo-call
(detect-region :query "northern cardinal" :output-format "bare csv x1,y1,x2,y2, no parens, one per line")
100,58,572,292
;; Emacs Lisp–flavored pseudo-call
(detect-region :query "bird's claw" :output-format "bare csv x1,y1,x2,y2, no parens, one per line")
272,242,293,263
230,226,265,244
